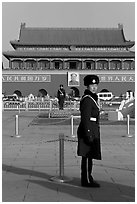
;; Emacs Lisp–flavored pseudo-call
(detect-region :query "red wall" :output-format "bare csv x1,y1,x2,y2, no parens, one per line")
2,74,135,97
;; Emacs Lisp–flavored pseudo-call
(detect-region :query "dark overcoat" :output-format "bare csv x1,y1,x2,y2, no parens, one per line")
57,89,66,107
77,89,101,160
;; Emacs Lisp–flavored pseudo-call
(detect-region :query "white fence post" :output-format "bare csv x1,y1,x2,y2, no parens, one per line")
49,100,52,111
71,115,74,136
71,115,80,137
126,114,133,137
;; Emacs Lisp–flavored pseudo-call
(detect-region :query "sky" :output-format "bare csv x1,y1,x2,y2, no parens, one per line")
2,1,135,67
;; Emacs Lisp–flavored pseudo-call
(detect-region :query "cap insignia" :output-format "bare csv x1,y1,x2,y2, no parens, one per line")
92,79,96,83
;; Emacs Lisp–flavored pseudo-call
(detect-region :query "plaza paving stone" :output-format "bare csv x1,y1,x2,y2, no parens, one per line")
2,111,135,202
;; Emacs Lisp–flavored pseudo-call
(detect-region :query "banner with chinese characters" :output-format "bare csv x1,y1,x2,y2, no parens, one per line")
2,74,51,82
99,74,135,82
2,73,135,83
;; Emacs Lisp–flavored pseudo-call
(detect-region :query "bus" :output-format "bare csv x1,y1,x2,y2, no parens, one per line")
97,92,113,101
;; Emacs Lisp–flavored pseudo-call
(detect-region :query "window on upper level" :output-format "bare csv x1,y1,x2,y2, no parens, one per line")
110,60,121,70
24,60,36,69
11,60,23,69
123,60,134,70
38,60,50,69
53,61,63,69
96,60,108,70
85,61,95,69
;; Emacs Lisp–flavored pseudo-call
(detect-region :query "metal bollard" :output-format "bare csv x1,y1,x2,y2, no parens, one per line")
50,133,72,183
59,133,64,178
127,114,130,135
14,115,21,138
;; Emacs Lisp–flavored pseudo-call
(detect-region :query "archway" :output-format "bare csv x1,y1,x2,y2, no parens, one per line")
13,90,22,97
38,89,48,97
70,87,80,97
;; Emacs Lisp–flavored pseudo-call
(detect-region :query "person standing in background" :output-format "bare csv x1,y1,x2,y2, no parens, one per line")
57,84,66,110
77,75,101,187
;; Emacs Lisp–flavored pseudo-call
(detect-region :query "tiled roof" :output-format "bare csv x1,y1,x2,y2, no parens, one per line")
3,50,135,59
10,26,134,47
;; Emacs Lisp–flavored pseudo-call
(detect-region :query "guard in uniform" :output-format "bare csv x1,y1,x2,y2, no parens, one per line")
77,75,101,187
57,84,66,110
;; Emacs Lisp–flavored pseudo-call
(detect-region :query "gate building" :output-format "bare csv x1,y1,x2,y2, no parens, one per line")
2,23,135,98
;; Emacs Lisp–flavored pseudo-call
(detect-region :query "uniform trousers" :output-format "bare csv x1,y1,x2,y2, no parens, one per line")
58,99,64,110
81,156,93,183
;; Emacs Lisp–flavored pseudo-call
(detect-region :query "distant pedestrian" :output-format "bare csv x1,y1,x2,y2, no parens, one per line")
77,75,101,187
57,84,66,110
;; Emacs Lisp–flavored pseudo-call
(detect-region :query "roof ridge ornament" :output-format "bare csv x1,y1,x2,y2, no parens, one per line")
21,23,26,29
118,23,123,29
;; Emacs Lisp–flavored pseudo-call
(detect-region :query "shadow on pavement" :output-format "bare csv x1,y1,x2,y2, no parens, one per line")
2,164,135,202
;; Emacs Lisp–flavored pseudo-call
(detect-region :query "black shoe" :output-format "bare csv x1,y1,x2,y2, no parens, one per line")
89,180,100,188
81,181,100,188
88,175,94,183
81,182,91,187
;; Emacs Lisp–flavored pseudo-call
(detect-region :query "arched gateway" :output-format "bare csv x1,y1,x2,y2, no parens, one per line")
2,23,135,97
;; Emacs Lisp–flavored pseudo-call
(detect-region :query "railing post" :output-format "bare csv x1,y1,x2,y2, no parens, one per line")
71,115,80,137
49,100,52,111
26,101,28,111
18,103,20,114
74,101,76,110
2,101,4,111
71,115,74,136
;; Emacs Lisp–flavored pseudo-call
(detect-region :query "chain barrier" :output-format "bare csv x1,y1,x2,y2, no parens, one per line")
10,112,134,139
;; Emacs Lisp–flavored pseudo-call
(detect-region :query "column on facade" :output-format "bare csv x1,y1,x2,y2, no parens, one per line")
35,59,38,70
63,60,65,69
47,59,50,69
22,59,25,69
59,59,63,69
95,59,97,70
9,59,12,69
108,59,110,70
64,60,68,69
77,59,82,70
50,60,54,69
82,60,85,69
121,59,124,70
10,59,14,69
131,60,135,70
37,59,40,70
49,60,52,69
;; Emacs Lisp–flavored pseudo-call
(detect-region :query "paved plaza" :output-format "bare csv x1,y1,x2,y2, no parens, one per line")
2,111,135,202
